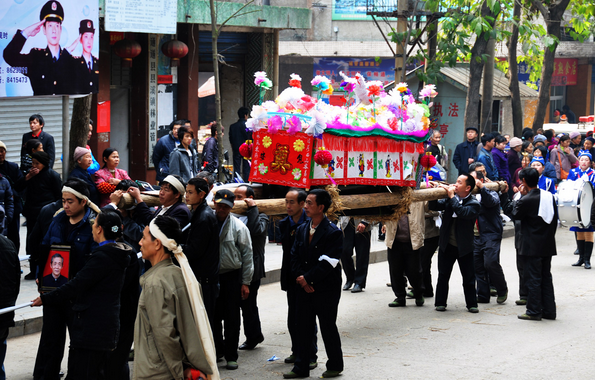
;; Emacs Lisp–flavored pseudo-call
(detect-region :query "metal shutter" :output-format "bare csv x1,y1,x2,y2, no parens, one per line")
0,97,73,175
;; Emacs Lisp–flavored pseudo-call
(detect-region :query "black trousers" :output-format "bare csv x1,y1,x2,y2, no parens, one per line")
293,289,343,376
233,151,251,182
516,249,528,300
341,221,371,288
473,236,508,301
33,302,72,380
387,241,424,301
240,279,264,343
420,236,440,296
435,244,478,309
522,256,556,318
286,284,318,361
6,210,20,253
104,324,134,380
66,348,109,380
200,280,219,339
214,269,241,362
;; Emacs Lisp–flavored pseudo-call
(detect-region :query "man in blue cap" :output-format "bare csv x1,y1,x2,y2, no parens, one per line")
3,1,75,95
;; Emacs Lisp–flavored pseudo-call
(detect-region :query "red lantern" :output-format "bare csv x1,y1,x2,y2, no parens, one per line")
239,140,253,160
314,147,333,168
161,40,189,67
420,152,437,170
113,39,142,67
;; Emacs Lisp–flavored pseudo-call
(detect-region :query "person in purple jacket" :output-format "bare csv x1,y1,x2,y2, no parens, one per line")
492,135,510,185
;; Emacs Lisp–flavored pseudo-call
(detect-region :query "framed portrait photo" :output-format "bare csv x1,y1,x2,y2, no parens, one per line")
39,245,71,293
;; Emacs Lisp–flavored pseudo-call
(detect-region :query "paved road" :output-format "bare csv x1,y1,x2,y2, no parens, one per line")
5,226,592,379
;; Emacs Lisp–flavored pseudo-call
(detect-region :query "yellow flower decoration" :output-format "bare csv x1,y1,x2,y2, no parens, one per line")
293,139,305,152
262,136,272,148
322,87,334,96
421,116,430,130
396,82,408,93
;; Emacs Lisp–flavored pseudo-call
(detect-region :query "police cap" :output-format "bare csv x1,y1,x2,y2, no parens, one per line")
40,1,64,23
79,19,95,34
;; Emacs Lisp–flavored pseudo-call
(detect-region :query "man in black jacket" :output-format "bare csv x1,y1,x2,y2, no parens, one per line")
184,177,220,329
429,174,481,313
21,114,56,169
279,188,317,367
0,235,20,380
234,184,269,350
452,127,479,175
229,107,252,182
511,168,557,321
469,170,509,304
286,189,343,379
127,175,191,229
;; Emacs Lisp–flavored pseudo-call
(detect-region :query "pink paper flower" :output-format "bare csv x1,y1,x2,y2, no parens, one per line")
254,71,267,86
287,116,302,134
267,115,283,133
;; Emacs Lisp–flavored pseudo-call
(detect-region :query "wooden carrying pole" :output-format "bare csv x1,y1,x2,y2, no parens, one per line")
117,182,506,216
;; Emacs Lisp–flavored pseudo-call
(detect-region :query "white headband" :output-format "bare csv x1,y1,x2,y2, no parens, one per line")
149,219,183,255
62,186,88,202
163,175,185,196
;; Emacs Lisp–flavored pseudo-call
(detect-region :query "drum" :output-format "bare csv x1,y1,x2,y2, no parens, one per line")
556,179,594,229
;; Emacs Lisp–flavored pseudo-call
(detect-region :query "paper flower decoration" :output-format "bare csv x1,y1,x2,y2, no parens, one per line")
314,148,333,168
297,96,316,112
239,140,253,160
289,73,302,88
420,152,437,170
293,139,305,152
258,163,268,175
287,116,302,134
305,110,327,138
322,86,333,95
292,168,302,181
254,71,267,86
396,82,408,93
267,115,283,134
262,136,272,148
419,84,438,99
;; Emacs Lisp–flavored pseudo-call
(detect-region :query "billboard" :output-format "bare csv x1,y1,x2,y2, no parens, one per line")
0,0,99,97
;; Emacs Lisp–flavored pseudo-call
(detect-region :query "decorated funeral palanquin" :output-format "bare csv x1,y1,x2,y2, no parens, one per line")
245,72,437,189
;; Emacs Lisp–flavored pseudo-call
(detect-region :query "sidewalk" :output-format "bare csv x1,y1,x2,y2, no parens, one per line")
9,220,515,338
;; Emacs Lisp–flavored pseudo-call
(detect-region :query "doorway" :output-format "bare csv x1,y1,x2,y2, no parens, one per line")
110,88,130,171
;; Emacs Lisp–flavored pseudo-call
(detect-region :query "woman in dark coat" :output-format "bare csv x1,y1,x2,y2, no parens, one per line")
14,151,61,277
68,146,100,206
32,209,131,380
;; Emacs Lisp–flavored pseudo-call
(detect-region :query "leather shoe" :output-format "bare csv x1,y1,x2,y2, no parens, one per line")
585,262,592,269
239,337,264,350
283,371,308,379
342,281,353,291
518,313,541,321
351,284,363,293
321,370,342,378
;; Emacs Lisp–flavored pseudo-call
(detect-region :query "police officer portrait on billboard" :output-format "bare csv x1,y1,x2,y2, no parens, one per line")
0,0,99,97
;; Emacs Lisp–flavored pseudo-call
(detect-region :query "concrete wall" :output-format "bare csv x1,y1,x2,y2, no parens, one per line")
279,56,314,93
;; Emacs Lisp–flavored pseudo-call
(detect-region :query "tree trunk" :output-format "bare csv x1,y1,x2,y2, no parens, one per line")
210,0,225,182
68,95,92,171
531,0,572,131
481,38,495,133
507,1,523,137
464,0,496,134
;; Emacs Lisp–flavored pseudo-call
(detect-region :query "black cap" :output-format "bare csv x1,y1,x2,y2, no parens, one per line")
31,151,50,167
214,189,235,208
40,1,64,23
466,126,478,133
79,19,95,34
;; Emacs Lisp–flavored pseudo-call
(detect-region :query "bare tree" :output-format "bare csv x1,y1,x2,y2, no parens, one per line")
68,95,92,171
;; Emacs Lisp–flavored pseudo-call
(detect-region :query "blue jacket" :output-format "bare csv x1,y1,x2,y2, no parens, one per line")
168,147,199,183
453,140,479,174
543,162,557,181
68,165,100,206
477,148,499,181
491,148,510,183
87,148,100,175
538,175,556,194
41,207,98,278
152,133,179,182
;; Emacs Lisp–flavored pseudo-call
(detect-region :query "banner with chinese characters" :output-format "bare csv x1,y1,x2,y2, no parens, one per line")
0,0,100,97
250,130,314,188
147,34,158,168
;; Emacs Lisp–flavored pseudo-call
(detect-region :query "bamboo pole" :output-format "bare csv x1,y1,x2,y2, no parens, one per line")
116,182,505,215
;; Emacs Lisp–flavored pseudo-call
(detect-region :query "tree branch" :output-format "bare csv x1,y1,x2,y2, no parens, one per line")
220,0,257,29
530,0,548,19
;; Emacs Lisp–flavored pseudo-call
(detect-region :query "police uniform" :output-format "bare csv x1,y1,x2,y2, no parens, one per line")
2,1,74,95
74,19,99,94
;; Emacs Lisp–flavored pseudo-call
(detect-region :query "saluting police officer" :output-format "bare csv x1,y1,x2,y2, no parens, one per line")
73,19,99,94
3,0,75,95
